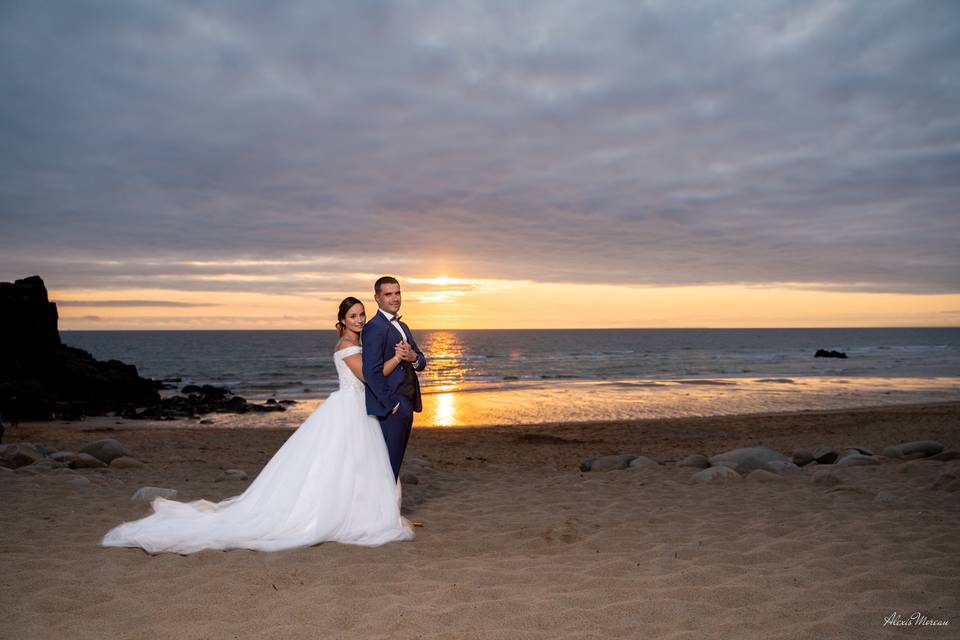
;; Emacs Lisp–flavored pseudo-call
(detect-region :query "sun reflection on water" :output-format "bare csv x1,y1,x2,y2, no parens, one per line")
418,331,468,426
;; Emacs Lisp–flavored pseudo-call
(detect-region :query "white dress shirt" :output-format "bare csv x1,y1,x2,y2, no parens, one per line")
378,307,408,415
378,308,408,341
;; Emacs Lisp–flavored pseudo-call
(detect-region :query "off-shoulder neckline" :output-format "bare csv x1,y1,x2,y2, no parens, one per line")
334,345,362,356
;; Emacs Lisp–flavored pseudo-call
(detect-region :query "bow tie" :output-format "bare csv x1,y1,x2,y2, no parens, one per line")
390,314,402,323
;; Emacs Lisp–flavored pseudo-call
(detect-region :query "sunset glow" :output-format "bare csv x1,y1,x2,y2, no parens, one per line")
52,277,960,330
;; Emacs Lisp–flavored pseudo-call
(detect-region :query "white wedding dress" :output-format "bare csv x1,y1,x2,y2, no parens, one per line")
101,346,414,554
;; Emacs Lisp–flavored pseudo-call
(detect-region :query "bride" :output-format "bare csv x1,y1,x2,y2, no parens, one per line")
101,297,415,554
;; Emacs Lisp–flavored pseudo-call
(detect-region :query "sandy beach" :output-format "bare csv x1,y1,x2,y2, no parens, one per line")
3,401,958,639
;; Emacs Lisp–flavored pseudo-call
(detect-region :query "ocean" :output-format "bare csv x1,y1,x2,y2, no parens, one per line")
62,328,960,427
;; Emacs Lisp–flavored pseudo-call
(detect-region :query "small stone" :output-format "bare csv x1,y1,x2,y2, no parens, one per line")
746,469,785,482
874,491,899,506
811,471,841,487
0,443,44,468
628,456,662,470
27,459,67,470
131,486,178,502
837,453,879,466
792,449,815,466
15,465,44,475
580,454,637,472
66,476,91,488
406,457,433,468
884,440,945,459
79,438,129,464
70,453,107,469
813,447,839,464
110,456,146,469
763,460,801,474
882,446,903,459
216,469,248,481
49,467,77,475
843,446,875,456
400,472,419,485
693,466,742,482
708,447,789,474
678,454,709,469
50,451,80,464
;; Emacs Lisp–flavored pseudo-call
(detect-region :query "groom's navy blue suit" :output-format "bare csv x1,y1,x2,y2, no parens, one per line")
361,309,426,480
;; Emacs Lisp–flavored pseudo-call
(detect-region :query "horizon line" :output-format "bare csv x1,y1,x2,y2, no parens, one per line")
59,325,960,332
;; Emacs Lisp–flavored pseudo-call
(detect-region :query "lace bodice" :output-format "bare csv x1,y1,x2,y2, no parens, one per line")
333,345,365,392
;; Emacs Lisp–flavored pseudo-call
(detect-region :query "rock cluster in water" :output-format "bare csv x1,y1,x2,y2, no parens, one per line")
814,349,848,358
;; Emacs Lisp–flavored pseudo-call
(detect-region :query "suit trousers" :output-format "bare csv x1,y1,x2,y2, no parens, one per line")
379,403,414,481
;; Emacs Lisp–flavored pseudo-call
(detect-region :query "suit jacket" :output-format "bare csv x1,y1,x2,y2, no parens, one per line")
361,310,426,417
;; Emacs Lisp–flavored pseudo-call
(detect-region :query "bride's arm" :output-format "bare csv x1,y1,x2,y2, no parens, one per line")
344,353,401,382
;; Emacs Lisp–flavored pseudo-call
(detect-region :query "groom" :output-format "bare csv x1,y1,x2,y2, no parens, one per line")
362,276,427,481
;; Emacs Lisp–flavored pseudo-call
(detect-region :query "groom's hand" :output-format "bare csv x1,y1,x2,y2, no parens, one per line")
395,342,417,362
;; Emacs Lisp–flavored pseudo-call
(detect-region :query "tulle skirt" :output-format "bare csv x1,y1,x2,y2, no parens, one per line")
101,389,414,554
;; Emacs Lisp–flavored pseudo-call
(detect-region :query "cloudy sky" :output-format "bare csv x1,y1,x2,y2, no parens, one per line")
1,0,958,328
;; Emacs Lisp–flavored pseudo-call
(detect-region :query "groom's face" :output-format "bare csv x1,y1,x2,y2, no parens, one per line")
375,282,402,314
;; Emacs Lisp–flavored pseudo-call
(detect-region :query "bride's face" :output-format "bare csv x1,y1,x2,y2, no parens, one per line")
343,303,366,334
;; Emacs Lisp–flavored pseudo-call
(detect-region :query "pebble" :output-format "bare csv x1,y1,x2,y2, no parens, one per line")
693,466,742,482
0,443,43,468
110,456,146,469
708,447,789,474
400,472,419,485
580,454,637,472
216,469,248,481
763,461,801,474
628,456,662,470
678,454,709,469
131,486,178,502
746,469,785,483
79,438,129,464
836,453,880,466
792,449,815,466
812,447,839,464
71,453,107,469
883,440,945,459
811,471,841,487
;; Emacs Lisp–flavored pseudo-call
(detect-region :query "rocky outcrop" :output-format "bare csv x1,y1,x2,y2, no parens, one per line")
0,276,161,419
814,349,847,359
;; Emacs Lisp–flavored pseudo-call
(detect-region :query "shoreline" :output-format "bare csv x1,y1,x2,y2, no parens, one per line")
15,397,960,434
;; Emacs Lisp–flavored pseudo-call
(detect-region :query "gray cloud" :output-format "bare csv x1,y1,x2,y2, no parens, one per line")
1,0,958,294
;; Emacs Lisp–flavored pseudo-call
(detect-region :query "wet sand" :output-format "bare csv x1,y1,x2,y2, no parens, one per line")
2,401,959,639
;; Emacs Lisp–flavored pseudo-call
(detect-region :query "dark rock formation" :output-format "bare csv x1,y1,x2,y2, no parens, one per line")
1,276,297,421
0,276,161,419
814,349,847,359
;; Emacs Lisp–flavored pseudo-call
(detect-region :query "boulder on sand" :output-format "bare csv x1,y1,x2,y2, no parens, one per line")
708,447,789,474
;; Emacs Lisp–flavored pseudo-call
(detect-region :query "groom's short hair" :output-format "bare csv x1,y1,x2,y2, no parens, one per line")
374,276,399,295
